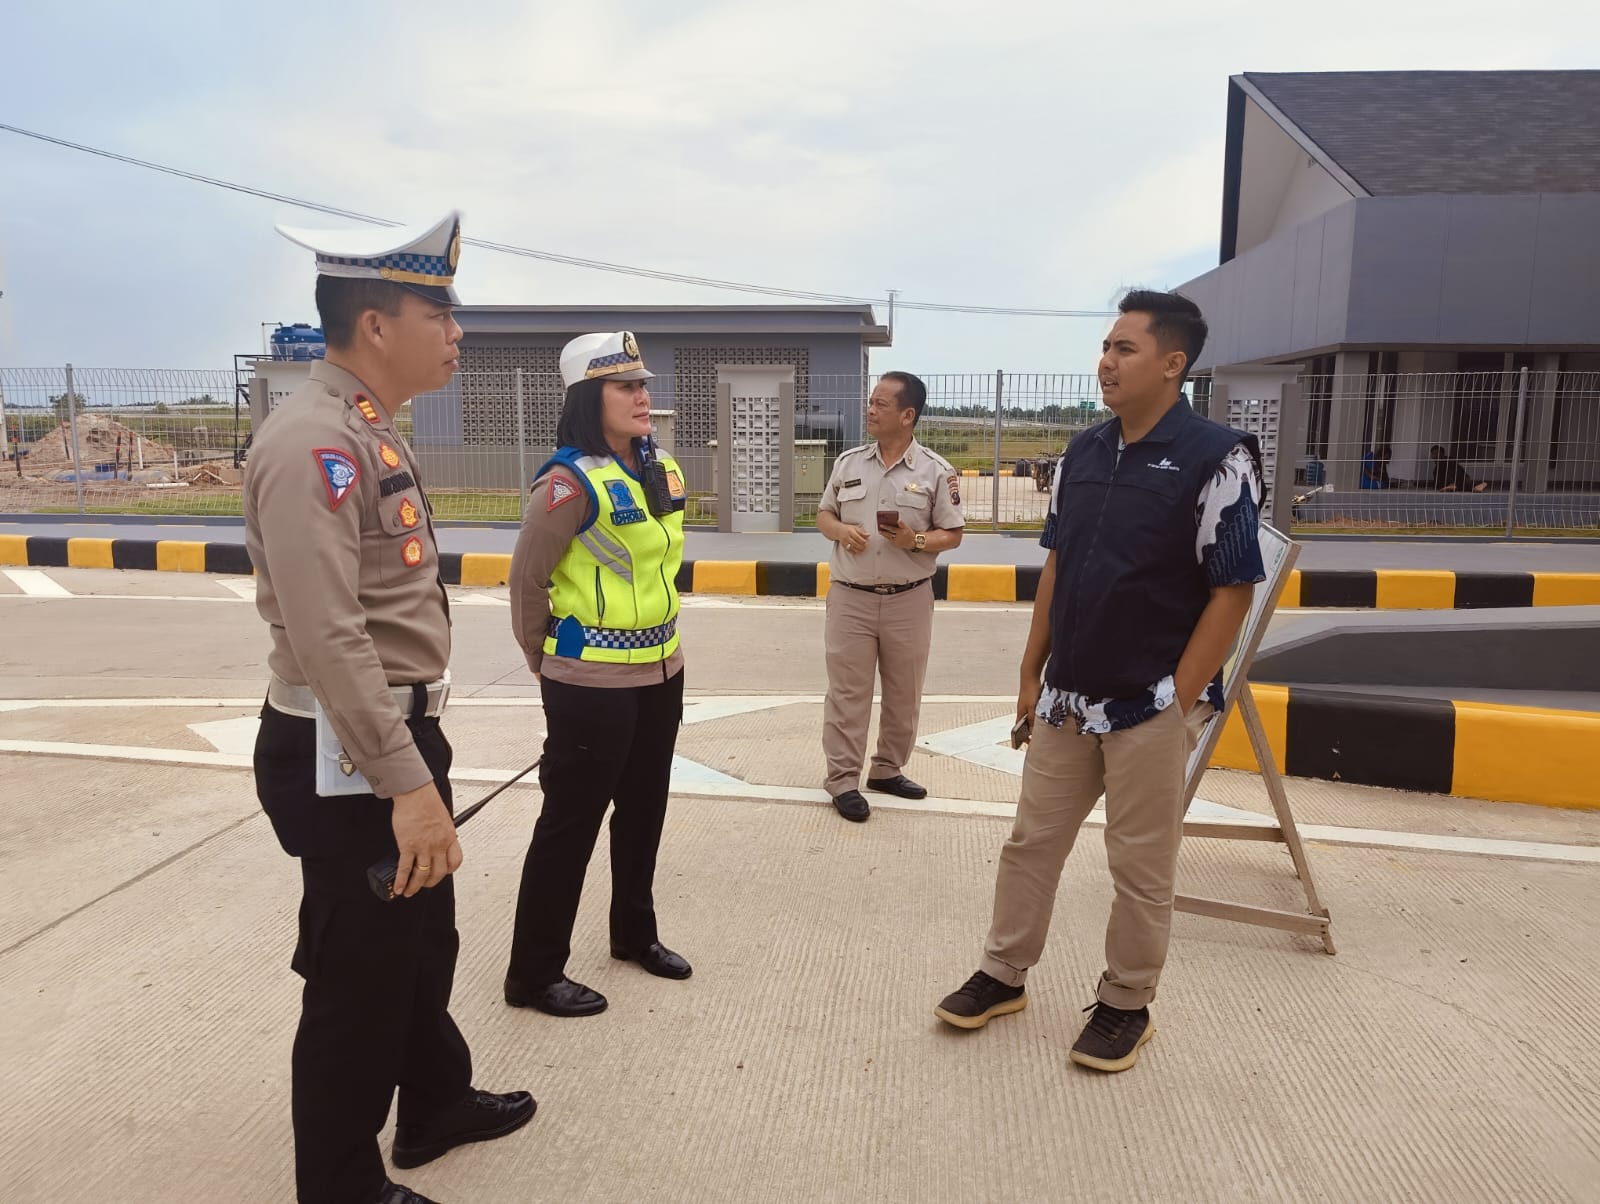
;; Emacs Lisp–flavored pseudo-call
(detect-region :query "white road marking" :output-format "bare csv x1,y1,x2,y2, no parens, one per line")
188,716,262,756
5,694,1596,868
1,568,72,597
219,579,257,601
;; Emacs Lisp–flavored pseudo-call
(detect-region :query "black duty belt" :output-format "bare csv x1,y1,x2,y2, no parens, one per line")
835,578,928,596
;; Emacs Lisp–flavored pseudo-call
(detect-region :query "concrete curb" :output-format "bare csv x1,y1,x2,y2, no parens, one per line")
1212,684,1598,810
5,533,1600,607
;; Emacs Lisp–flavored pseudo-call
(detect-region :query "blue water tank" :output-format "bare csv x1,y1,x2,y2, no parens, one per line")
271,323,327,361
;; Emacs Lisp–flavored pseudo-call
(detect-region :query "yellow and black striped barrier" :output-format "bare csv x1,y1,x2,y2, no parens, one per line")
5,534,1595,808
1210,684,1598,810
5,535,1600,608
0,534,253,575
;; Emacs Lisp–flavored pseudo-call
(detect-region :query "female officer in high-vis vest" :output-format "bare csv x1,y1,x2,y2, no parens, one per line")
503,331,691,1017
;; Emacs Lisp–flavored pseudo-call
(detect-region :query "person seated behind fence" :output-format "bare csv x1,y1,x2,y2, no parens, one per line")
1360,444,1392,489
1429,445,1488,492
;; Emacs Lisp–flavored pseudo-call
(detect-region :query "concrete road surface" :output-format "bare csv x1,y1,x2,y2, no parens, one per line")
3,569,1598,1202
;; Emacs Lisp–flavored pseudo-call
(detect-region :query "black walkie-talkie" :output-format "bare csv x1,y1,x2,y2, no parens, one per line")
638,435,675,518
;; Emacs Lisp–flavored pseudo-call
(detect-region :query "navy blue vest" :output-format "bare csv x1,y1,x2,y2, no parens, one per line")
1044,398,1259,700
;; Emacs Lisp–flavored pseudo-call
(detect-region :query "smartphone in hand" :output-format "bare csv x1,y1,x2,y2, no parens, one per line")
876,509,900,532
1010,716,1032,748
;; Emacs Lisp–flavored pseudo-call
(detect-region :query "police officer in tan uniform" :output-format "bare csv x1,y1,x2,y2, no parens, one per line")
816,371,964,821
248,212,533,1204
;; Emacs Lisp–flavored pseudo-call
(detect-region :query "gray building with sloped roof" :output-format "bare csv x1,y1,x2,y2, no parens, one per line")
1179,70,1600,502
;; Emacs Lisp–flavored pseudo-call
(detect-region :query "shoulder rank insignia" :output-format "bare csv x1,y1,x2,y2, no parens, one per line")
398,497,420,528
354,394,382,425
313,448,360,511
379,442,401,469
605,478,646,525
401,536,424,567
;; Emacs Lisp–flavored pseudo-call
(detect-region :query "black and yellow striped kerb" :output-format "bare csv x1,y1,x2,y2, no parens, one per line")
1210,684,1598,811
5,537,1600,608
6,535,1595,808
0,534,253,575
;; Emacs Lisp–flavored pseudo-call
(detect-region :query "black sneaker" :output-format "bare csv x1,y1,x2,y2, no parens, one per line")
933,970,1027,1029
1069,1000,1153,1072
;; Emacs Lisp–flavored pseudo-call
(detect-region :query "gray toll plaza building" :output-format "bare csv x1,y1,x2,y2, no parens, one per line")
410,304,891,526
1178,70,1600,526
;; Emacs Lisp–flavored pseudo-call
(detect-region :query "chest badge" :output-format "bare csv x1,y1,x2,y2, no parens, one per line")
605,478,646,525
665,468,685,499
354,394,382,425
398,497,420,529
401,536,424,567
379,443,401,469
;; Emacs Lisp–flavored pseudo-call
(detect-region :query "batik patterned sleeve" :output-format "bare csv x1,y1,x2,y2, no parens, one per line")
1195,442,1266,587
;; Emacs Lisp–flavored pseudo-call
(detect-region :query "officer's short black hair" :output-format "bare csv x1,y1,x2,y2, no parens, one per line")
556,378,612,457
880,371,927,424
315,276,409,350
1119,289,1208,381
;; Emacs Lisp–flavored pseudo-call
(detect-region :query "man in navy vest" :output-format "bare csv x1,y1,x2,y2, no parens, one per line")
934,289,1265,1073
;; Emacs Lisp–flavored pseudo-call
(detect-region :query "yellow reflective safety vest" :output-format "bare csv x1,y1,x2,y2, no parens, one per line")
539,446,687,664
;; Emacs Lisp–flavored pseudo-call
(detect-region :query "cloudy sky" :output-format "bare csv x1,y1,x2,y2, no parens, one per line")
2,0,1596,376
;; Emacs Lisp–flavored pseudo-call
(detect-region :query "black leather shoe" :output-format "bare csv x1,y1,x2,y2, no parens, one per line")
831,789,871,822
504,976,608,1016
867,774,928,800
611,941,693,980
377,1179,440,1203
391,1088,537,1169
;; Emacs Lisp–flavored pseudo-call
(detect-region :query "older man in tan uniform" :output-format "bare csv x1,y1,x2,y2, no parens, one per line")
248,212,532,1204
816,371,964,821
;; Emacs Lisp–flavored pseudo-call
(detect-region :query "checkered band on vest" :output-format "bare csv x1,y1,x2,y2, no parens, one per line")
548,617,678,650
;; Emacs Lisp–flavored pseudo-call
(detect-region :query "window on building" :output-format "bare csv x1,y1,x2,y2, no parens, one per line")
1361,351,1399,450
1451,352,1505,461
1303,354,1336,459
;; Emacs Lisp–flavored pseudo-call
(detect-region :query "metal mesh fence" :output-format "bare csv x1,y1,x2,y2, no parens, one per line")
1287,369,1600,533
4,363,1596,534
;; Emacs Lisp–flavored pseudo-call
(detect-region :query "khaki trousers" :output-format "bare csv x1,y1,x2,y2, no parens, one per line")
822,580,935,796
980,700,1212,1010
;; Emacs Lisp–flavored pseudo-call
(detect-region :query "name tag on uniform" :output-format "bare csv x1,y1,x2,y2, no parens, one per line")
842,478,862,488
315,702,373,797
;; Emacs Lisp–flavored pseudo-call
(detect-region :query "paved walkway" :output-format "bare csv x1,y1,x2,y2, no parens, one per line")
2,572,1598,1201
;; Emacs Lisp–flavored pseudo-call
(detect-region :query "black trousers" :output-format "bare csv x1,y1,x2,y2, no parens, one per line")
255,700,473,1204
506,669,685,987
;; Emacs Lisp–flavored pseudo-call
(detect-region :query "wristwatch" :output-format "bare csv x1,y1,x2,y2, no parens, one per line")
913,532,927,552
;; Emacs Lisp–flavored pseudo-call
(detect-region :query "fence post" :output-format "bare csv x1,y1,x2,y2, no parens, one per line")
991,368,1004,530
514,369,528,521
66,362,85,514
1505,365,1529,539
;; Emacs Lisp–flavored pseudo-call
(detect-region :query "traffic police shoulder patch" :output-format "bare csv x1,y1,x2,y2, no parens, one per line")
948,473,961,505
313,448,360,511
547,475,580,513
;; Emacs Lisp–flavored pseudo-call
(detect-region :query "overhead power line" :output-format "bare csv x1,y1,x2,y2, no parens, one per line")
1,121,1115,318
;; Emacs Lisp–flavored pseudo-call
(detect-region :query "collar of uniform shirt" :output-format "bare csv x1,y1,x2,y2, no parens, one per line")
867,438,918,470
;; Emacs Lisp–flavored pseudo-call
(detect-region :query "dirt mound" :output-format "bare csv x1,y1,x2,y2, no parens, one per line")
25,413,177,471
